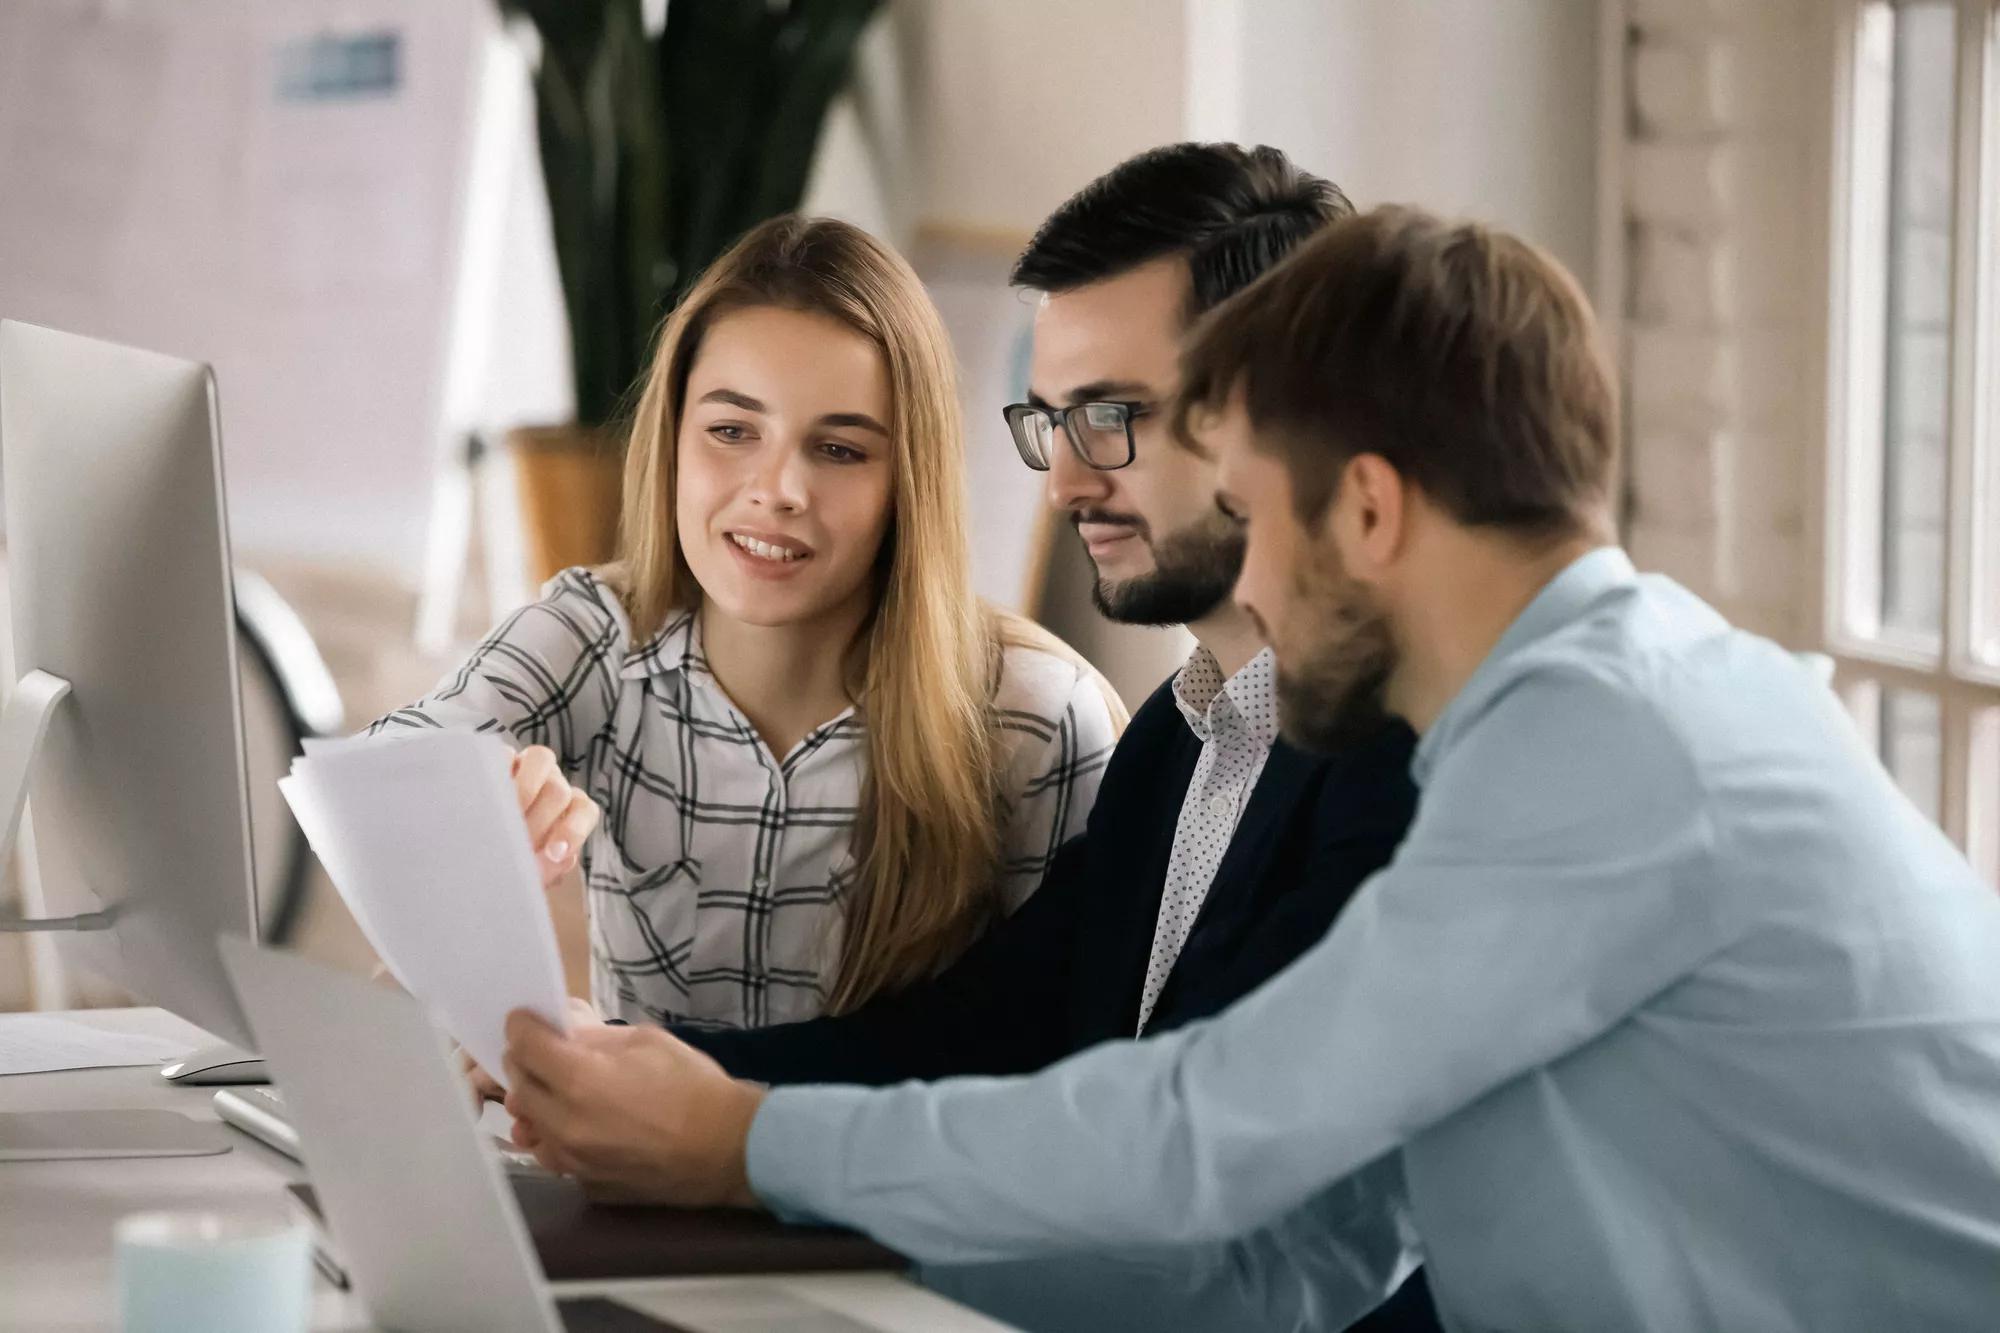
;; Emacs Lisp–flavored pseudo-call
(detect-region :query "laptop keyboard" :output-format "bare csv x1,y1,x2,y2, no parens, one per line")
208,1098,868,1332
557,1298,698,1332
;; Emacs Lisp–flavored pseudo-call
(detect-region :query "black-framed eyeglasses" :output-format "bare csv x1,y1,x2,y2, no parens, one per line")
1003,400,1144,472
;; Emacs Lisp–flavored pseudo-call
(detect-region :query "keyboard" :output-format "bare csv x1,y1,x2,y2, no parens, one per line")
214,1086,547,1172
212,1085,298,1158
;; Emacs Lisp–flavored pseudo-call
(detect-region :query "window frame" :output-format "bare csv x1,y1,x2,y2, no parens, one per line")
1824,0,2000,878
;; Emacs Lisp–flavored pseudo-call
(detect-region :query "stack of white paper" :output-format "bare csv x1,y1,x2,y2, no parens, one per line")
278,730,568,1087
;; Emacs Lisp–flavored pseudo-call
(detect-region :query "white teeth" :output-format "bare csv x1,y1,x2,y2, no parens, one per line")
730,533,804,563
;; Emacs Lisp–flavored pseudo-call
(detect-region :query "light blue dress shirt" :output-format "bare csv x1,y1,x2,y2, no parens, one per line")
746,548,2000,1331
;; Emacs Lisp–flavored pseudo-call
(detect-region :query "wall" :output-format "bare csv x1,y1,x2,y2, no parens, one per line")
886,0,1611,708
900,0,1191,238
889,0,1200,707
1620,0,1837,646
1194,0,1604,290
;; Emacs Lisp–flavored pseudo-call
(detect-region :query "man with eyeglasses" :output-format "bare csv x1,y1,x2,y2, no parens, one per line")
510,144,1439,1331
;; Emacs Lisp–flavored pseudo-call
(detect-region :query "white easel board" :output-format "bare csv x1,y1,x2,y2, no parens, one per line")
0,0,490,573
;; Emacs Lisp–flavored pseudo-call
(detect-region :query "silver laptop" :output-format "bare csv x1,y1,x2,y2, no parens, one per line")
219,937,681,1332
218,941,927,1333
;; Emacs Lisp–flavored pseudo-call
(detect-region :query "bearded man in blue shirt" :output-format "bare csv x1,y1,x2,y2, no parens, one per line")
502,204,2000,1331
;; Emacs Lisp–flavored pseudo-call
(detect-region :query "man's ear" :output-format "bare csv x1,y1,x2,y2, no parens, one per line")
1332,454,1407,578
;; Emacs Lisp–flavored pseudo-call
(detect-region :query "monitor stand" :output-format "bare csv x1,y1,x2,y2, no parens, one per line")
0,672,110,931
0,670,266,1147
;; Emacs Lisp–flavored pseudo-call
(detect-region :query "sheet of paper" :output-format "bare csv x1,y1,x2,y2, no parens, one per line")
277,730,567,1087
0,1014,192,1076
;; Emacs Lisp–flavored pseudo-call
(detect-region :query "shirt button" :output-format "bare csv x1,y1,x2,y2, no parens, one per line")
753,874,770,890
1208,793,1232,819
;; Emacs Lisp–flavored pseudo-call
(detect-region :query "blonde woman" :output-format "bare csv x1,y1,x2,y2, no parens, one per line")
377,217,1121,1028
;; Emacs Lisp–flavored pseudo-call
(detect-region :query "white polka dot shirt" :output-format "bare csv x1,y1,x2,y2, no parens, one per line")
1134,646,1280,1033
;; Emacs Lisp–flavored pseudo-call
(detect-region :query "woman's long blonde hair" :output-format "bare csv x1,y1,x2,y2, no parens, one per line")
611,215,1109,1011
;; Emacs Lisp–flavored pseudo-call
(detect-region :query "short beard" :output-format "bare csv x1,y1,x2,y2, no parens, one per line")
1088,513,1245,626
1273,547,1396,754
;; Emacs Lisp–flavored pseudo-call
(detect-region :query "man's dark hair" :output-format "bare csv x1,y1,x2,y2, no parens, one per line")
1180,205,1619,538
1011,143,1353,318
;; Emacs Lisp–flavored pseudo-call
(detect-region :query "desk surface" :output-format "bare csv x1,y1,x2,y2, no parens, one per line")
0,1008,1013,1333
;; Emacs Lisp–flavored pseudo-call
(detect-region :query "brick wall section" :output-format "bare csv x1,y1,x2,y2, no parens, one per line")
1622,0,1827,645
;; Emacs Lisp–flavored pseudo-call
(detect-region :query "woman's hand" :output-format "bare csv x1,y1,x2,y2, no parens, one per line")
511,745,600,889
463,1045,506,1107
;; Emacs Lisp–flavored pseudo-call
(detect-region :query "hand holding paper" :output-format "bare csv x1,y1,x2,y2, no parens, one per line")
509,744,601,890
278,731,569,1087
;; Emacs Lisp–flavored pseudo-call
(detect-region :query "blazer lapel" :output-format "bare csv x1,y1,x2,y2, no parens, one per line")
1112,736,1204,990
1079,721,1203,1039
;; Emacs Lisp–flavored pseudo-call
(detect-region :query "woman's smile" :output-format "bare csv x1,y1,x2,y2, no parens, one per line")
723,527,815,577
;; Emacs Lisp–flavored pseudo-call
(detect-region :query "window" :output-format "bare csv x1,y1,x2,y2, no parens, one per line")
1829,0,2000,884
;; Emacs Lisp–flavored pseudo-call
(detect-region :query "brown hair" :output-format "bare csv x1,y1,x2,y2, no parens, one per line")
1178,205,1618,537
610,214,1121,1011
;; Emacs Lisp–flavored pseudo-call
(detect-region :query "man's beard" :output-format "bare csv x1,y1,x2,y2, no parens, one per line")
1273,542,1396,754
1083,511,1245,626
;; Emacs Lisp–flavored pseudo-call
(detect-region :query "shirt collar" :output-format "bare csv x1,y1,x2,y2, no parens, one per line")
1411,545,1635,786
1173,645,1281,749
619,608,861,743
621,607,704,682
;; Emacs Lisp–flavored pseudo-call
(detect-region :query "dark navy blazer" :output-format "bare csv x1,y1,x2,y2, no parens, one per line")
678,673,1438,1330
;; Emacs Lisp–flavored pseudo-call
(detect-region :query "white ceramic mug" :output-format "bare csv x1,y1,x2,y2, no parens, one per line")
114,1208,311,1333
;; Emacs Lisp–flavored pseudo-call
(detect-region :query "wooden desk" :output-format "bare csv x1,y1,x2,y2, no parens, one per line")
0,1008,1013,1332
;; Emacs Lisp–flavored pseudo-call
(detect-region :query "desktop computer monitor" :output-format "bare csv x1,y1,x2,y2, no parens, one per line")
0,320,259,1058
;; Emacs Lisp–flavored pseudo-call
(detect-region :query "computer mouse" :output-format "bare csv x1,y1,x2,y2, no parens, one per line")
161,1046,270,1086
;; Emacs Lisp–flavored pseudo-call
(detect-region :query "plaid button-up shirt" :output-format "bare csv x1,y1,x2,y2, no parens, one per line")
373,569,1116,1028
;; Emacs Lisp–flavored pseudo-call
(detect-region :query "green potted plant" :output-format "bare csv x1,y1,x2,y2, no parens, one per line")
498,0,881,581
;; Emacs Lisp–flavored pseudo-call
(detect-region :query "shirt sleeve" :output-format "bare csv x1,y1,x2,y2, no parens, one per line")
367,568,626,774
744,663,1728,1264
917,1153,1418,1333
989,655,1119,913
